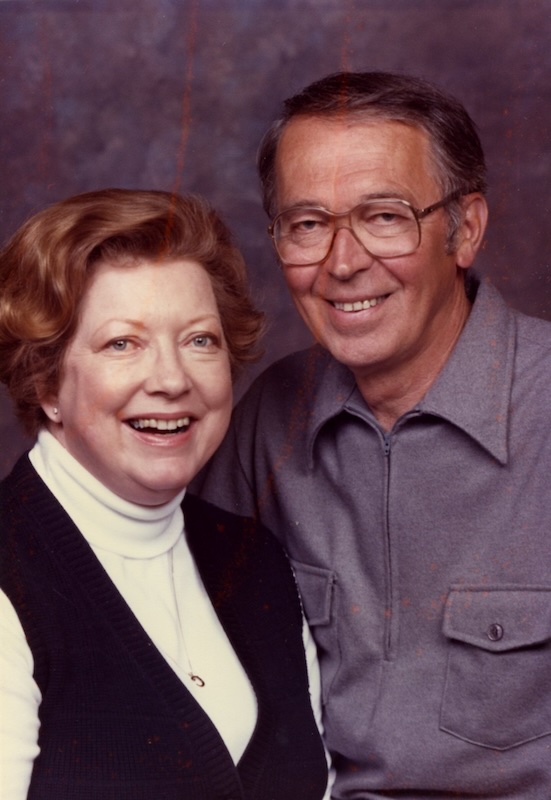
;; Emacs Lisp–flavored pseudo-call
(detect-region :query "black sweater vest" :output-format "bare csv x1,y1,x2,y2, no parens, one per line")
0,455,328,800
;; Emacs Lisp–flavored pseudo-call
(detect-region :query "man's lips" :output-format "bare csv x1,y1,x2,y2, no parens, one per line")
127,416,192,434
330,294,388,312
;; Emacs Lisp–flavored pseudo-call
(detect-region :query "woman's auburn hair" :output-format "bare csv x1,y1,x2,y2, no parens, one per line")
0,189,264,436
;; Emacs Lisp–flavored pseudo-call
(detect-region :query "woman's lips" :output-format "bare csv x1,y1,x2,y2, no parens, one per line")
127,416,191,434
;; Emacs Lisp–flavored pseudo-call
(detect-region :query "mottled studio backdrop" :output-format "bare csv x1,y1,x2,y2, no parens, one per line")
1,0,550,477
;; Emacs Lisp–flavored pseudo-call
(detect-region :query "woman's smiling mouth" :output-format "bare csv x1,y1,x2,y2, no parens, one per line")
128,416,191,434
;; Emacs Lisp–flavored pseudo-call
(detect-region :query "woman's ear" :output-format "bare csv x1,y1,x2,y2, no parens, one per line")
40,396,61,424
455,193,489,270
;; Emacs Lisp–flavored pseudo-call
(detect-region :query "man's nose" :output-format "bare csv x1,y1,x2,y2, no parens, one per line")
323,224,376,279
143,346,192,396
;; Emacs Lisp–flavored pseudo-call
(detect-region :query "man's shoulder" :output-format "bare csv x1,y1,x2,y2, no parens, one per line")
254,344,332,383
232,344,355,443
509,309,551,403
238,344,344,409
472,280,551,365
514,307,551,349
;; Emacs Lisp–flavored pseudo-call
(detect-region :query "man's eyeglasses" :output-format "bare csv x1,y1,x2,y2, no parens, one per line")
268,190,463,266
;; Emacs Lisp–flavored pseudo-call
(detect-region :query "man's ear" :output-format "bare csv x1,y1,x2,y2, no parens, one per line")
455,193,489,269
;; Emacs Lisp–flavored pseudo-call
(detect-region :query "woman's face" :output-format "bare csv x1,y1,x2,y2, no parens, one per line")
42,258,232,506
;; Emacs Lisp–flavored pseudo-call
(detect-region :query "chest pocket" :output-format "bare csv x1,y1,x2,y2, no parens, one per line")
440,586,551,750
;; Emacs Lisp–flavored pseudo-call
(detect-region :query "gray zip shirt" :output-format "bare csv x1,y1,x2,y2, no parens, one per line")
192,279,551,798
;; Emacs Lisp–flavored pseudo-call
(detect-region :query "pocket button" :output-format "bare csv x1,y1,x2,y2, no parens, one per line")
487,622,504,641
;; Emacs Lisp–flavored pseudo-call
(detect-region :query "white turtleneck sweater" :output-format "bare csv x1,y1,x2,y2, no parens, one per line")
0,430,327,800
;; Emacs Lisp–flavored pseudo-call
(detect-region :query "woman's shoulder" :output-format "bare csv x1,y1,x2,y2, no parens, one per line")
183,492,284,560
0,452,38,516
183,492,301,619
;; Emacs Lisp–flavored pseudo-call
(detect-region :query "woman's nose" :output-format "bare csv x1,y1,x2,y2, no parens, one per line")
143,347,192,396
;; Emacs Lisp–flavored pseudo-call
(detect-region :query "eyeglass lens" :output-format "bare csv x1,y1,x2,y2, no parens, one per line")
273,200,422,264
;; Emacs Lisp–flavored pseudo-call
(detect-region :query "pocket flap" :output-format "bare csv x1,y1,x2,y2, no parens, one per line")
291,559,336,626
443,586,551,652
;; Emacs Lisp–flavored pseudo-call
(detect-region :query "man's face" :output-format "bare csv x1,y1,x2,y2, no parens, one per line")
274,116,476,385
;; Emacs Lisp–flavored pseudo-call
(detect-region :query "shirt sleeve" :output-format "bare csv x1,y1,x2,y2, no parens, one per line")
0,589,41,800
302,616,335,799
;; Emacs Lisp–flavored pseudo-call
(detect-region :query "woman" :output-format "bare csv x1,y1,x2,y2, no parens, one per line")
0,189,329,800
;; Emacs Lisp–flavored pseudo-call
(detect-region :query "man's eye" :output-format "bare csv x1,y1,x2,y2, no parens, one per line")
289,217,328,237
360,205,411,226
296,218,322,230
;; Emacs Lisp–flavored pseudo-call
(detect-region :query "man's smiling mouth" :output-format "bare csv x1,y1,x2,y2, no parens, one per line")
128,417,191,434
332,295,387,312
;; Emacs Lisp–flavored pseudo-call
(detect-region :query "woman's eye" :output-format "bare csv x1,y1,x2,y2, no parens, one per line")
108,338,131,352
191,334,215,348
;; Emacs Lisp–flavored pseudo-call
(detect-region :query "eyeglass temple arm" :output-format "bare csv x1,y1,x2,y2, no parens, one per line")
417,190,463,220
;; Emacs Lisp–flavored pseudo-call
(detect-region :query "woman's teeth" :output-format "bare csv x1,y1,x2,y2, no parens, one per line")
129,417,190,432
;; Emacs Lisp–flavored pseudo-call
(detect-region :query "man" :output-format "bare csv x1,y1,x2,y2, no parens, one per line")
193,72,551,797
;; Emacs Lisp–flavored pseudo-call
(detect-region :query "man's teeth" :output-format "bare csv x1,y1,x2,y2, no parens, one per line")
333,297,384,312
130,417,190,431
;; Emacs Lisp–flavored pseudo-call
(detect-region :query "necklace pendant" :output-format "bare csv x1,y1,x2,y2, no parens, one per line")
190,673,205,688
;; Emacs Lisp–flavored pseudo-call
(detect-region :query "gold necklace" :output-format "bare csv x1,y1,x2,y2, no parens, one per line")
169,547,206,688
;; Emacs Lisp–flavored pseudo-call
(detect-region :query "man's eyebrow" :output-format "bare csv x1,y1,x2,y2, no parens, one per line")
358,191,411,202
278,191,412,213
277,199,325,212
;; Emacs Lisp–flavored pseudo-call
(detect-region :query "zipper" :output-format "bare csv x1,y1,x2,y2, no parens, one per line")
380,411,421,659
382,430,393,659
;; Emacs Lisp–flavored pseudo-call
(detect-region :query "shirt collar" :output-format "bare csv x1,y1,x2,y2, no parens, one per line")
305,348,360,467
419,278,515,465
306,278,515,467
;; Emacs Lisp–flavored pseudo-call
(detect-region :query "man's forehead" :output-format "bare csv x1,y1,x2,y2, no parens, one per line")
275,115,432,174
274,115,437,207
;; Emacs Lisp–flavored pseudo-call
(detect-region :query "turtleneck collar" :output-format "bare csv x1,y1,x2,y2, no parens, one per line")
29,429,185,558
